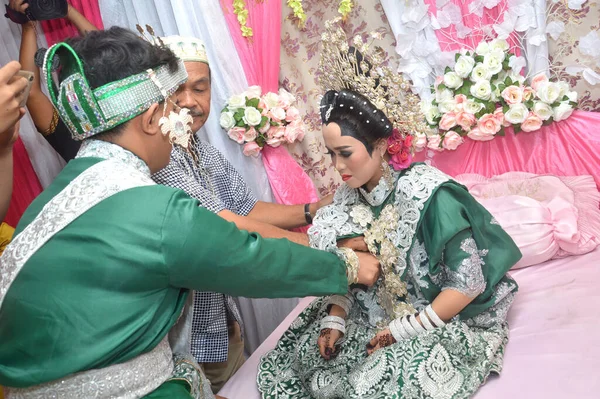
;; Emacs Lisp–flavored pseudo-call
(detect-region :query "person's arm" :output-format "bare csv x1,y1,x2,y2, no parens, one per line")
219,209,309,245
0,136,15,222
247,194,333,230
164,192,380,298
66,4,98,34
19,21,56,133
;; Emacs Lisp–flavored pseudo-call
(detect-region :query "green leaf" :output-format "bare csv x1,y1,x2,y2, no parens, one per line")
235,119,245,127
432,100,439,106
514,124,522,134
445,66,452,74
438,83,447,91
498,84,506,92
570,101,578,107
475,55,484,63
503,104,509,113
258,116,268,128
246,98,260,108
256,135,266,147
497,127,505,136
543,119,553,126
504,77,513,87
562,95,569,102
455,52,461,62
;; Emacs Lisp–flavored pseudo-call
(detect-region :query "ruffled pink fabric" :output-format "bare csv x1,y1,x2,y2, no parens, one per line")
222,0,318,231
417,111,600,189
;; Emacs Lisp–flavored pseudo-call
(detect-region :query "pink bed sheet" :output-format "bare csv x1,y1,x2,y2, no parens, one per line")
219,248,600,399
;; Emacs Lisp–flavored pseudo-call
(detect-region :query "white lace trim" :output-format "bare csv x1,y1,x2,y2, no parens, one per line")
77,139,151,176
441,237,488,298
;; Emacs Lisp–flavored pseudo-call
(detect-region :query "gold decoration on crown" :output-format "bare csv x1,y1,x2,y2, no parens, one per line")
317,18,429,138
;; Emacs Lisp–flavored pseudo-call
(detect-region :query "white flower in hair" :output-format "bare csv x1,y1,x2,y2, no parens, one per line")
160,108,194,149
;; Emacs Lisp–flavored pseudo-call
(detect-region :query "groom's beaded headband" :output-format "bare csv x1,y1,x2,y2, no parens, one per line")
43,42,188,141
317,18,429,138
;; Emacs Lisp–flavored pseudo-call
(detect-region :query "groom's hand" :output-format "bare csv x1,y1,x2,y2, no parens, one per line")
355,252,380,286
337,236,368,252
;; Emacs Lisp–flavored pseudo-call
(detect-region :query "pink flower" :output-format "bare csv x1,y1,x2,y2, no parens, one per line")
531,73,549,91
266,137,283,148
521,112,543,132
413,133,427,151
258,122,271,134
442,131,464,150
285,106,301,123
258,99,269,115
244,127,257,142
455,111,476,131
427,135,443,151
438,112,457,131
268,107,286,122
467,127,495,141
477,113,502,136
243,141,262,157
454,94,468,111
284,120,305,143
389,150,412,170
493,108,511,127
267,125,285,140
501,86,523,105
227,127,245,144
522,86,534,101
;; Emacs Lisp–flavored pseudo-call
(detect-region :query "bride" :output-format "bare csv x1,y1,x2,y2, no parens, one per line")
257,20,520,399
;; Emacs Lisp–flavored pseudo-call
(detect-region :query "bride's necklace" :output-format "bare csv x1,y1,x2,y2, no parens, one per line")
350,201,416,321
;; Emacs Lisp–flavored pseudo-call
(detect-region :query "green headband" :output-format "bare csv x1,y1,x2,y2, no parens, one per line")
44,42,188,141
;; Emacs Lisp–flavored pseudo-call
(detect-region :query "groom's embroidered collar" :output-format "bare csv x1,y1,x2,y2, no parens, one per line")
76,140,151,176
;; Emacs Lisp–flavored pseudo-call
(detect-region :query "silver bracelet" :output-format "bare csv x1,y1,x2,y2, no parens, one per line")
328,294,353,315
401,314,418,337
419,310,435,331
425,305,445,328
321,315,346,334
408,314,426,333
389,317,410,341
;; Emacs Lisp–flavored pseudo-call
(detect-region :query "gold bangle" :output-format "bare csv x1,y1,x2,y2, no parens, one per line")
338,247,359,285
41,108,59,137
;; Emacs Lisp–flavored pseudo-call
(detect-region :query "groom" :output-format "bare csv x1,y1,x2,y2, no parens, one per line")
0,27,380,398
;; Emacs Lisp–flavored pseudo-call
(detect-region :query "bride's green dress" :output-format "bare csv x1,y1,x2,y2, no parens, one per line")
257,164,520,399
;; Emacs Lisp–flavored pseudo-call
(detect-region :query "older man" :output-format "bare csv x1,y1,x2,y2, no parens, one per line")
154,36,342,392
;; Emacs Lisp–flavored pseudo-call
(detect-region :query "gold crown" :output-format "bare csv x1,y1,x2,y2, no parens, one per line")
317,18,428,137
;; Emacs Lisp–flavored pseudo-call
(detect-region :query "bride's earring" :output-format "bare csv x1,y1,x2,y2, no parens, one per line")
380,157,394,187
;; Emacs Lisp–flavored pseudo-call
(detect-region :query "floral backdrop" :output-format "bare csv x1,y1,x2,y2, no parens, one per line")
278,0,396,196
547,0,600,112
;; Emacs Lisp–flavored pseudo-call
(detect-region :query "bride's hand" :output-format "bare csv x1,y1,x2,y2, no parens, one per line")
337,236,368,252
318,328,343,360
366,328,396,355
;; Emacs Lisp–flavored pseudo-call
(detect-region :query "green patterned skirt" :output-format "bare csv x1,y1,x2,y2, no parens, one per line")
257,298,508,399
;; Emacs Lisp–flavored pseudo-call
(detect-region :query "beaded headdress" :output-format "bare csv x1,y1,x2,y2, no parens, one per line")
161,35,209,64
43,40,188,141
317,18,428,139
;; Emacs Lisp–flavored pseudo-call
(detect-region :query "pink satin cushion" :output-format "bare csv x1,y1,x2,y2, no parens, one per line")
456,172,600,268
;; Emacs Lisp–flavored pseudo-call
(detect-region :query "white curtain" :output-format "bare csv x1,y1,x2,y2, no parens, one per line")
99,0,300,354
0,19,65,188
523,0,550,77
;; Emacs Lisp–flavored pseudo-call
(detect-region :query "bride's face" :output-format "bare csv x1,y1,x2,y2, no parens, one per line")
323,122,383,191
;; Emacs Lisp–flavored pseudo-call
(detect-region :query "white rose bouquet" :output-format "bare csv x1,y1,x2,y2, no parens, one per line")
220,86,305,157
420,38,577,152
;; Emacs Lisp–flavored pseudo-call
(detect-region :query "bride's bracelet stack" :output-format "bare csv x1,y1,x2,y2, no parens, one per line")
320,315,346,335
389,305,446,341
327,293,354,315
336,247,360,285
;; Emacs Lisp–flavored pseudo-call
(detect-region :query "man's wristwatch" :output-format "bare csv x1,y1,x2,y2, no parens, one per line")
304,203,313,224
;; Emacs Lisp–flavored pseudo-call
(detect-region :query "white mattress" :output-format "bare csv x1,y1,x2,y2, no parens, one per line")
219,248,600,398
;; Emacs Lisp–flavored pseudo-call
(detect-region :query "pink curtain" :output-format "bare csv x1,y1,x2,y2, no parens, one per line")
415,110,600,188
41,0,104,47
4,139,43,227
222,0,319,229
423,0,520,53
